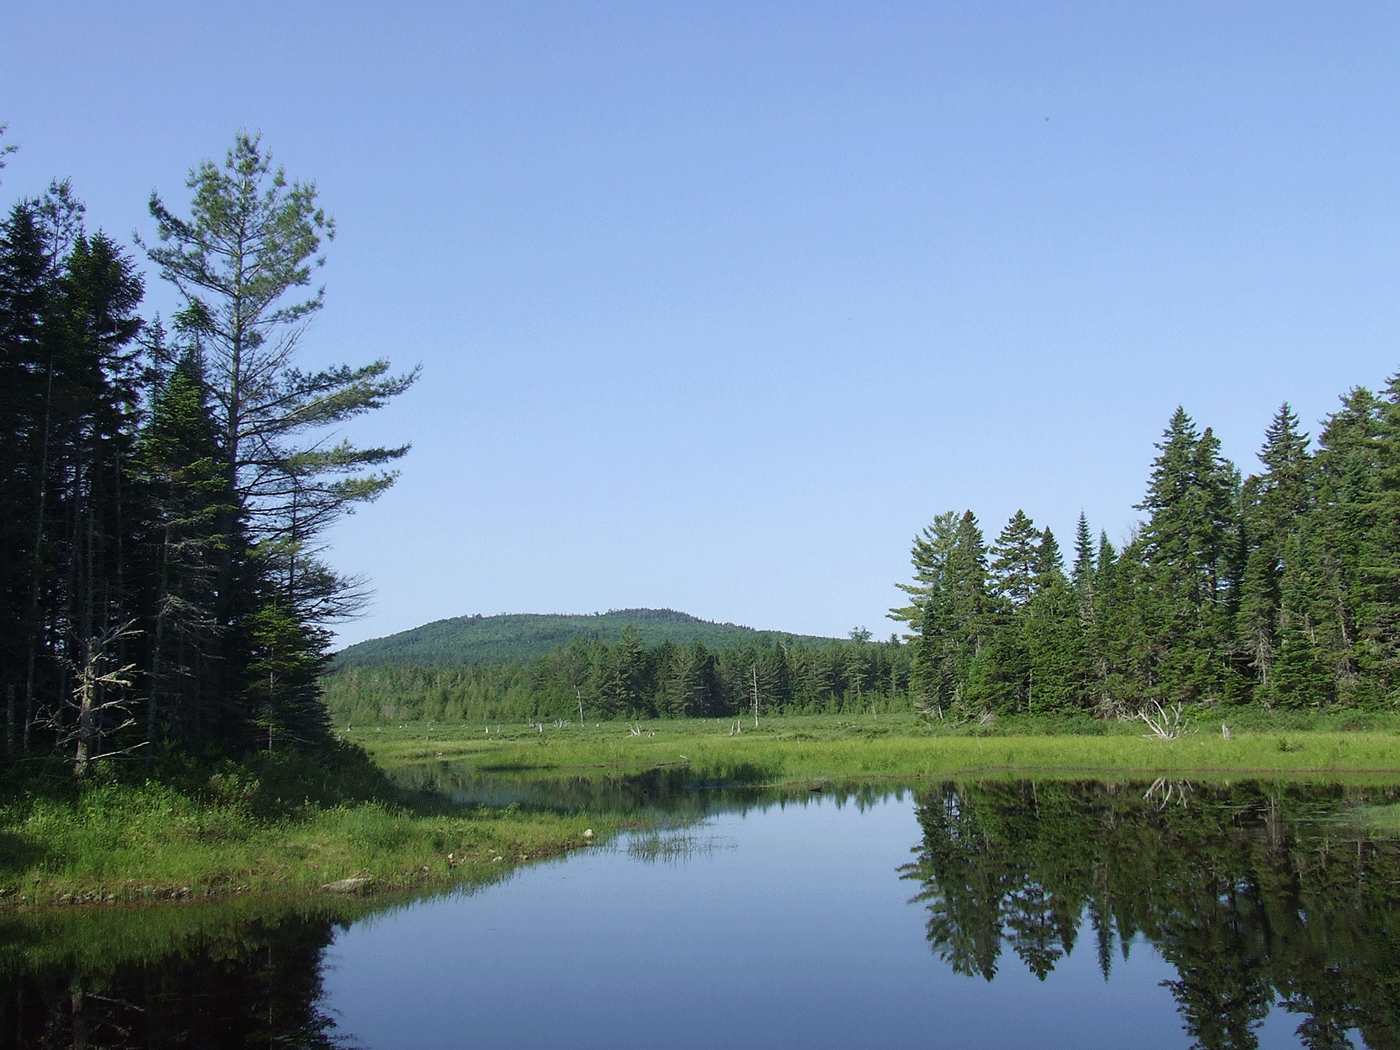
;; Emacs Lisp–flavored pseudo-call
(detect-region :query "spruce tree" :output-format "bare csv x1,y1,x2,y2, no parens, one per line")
1036,527,1064,583
1070,512,1095,599
134,353,242,755
1355,373,1400,696
989,510,1041,608
1312,387,1382,702
1135,408,1240,702
1023,572,1084,714
1235,404,1315,697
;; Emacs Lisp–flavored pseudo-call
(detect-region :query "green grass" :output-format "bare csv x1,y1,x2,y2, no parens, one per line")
352,710,1400,784
0,748,616,910
7,709,1400,911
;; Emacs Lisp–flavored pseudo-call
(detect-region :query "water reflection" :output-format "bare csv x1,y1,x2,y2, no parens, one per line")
4,779,1399,1048
901,780,1400,1049
394,758,898,817
0,902,365,1048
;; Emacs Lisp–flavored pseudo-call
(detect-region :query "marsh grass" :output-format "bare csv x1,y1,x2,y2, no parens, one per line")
625,827,731,865
354,711,1400,788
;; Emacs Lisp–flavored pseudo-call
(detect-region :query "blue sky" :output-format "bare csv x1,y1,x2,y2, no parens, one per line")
5,2,1399,646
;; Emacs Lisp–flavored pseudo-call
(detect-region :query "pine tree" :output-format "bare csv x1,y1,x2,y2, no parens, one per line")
140,134,417,756
889,510,959,635
143,133,416,631
911,512,990,713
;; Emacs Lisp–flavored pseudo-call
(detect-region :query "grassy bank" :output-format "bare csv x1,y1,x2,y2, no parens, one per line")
0,747,615,912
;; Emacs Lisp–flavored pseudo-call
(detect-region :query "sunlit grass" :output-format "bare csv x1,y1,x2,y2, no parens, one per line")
350,711,1400,786
0,769,612,909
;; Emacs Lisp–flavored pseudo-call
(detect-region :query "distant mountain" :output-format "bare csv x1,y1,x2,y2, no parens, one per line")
331,608,838,669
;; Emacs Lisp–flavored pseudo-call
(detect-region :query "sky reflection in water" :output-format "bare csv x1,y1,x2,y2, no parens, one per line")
324,791,1323,1049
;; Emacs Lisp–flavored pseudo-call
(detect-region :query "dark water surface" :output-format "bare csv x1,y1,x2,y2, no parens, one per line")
5,779,1399,1048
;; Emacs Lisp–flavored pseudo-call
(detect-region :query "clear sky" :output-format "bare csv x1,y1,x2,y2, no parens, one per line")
5,2,1399,647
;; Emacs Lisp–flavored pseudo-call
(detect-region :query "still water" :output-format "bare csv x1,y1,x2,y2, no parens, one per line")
323,785,1367,1050
4,780,1397,1048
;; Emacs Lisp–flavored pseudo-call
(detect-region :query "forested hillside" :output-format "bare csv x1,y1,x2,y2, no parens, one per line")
324,625,906,725
331,608,836,669
897,392,1400,718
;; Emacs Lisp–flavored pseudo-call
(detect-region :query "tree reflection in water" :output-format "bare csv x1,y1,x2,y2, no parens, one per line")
0,905,362,1049
900,780,1400,1050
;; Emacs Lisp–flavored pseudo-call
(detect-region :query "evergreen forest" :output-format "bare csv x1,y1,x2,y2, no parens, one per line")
0,131,415,777
323,625,908,725
325,384,1400,728
332,607,837,670
893,395,1400,718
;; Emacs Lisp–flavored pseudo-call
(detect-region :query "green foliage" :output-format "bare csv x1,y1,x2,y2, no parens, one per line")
0,135,409,777
323,624,912,725
893,377,1400,723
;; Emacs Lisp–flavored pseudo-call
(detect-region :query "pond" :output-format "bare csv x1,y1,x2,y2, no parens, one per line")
4,779,1398,1048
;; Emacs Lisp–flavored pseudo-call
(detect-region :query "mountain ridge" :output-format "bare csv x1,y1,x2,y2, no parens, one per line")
331,608,839,669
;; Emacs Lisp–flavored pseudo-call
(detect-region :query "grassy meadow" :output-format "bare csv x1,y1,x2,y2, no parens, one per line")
354,709,1400,785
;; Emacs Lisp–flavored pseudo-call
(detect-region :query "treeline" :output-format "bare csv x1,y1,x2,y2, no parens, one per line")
323,627,912,725
896,388,1400,717
0,132,412,775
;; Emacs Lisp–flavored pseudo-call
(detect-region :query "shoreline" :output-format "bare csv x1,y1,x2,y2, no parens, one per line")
7,715,1400,913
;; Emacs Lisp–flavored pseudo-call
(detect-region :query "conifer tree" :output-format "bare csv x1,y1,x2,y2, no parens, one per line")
1354,374,1400,696
134,353,240,754
889,510,959,635
1235,404,1314,696
1135,408,1240,701
1311,387,1382,701
989,510,1041,608
144,133,416,632
1071,513,1095,598
140,134,416,754
1022,572,1084,714
1036,528,1063,582
0,186,148,762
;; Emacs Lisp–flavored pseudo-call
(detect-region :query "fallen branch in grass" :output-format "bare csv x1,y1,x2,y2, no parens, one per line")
1140,701,1192,741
